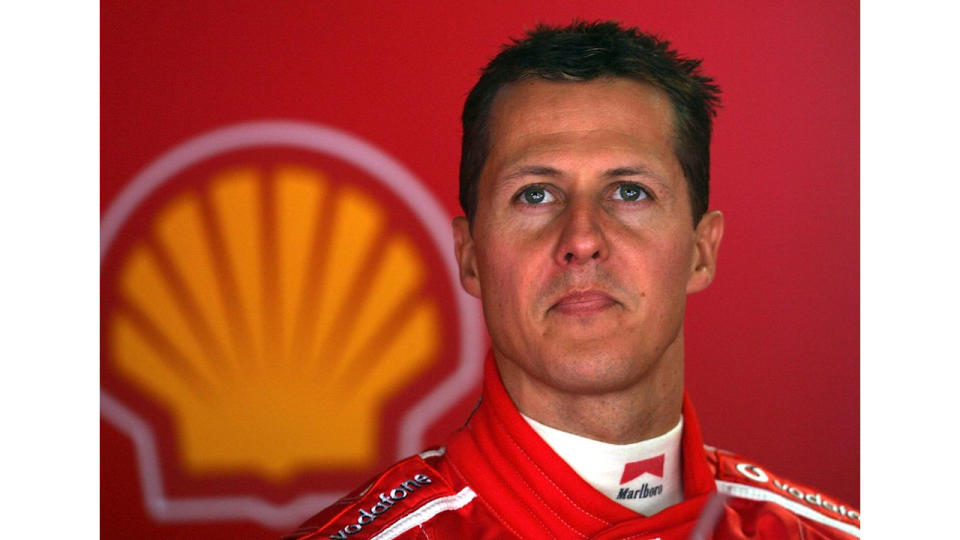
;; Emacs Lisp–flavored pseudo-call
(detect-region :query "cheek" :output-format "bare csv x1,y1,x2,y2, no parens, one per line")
476,242,520,304
475,235,545,318
629,237,694,300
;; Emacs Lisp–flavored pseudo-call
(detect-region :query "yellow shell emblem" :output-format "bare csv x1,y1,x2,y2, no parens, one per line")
109,164,441,482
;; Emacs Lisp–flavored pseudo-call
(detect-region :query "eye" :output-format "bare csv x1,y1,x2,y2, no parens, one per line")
611,183,650,202
516,185,556,205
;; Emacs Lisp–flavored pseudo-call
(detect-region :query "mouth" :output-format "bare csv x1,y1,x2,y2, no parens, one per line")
549,290,619,317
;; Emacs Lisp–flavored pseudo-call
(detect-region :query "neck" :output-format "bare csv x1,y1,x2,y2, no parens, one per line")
495,331,685,444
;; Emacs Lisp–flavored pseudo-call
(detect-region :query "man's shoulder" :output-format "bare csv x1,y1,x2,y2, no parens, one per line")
283,449,474,540
703,444,860,538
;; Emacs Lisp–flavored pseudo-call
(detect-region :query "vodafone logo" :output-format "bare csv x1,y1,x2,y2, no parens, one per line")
732,462,859,522
100,121,485,529
326,473,433,539
735,462,769,483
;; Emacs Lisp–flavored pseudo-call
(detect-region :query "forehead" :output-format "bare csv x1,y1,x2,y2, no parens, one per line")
484,77,680,180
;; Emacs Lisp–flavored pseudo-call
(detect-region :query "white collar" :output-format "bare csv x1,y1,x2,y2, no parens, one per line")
521,414,684,516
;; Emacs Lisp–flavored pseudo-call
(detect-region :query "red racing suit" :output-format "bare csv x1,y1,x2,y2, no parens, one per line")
287,357,860,539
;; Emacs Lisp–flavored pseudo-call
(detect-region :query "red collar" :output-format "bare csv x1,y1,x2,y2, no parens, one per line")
445,351,717,538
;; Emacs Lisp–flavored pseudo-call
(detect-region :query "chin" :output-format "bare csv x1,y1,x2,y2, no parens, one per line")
538,348,651,395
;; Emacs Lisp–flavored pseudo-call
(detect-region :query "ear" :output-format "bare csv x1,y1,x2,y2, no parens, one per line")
686,210,724,294
452,216,482,298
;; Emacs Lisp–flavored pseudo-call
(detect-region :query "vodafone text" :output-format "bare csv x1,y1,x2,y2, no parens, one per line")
735,463,859,522
772,479,859,522
328,474,433,539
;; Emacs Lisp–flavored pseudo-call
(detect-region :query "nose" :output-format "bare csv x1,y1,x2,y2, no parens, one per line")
554,200,608,266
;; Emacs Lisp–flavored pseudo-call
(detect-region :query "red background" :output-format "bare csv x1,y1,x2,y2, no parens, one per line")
101,1,858,537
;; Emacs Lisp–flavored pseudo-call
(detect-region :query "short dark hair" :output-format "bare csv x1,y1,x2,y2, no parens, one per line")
458,20,721,225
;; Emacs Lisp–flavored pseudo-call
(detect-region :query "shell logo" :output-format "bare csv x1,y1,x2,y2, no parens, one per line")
100,121,485,529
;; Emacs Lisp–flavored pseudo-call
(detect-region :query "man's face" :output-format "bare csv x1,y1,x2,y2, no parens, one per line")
453,78,722,396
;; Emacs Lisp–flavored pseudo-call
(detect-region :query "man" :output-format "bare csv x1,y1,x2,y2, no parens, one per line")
287,21,859,539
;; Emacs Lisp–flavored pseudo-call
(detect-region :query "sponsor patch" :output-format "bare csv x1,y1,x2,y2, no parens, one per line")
327,473,433,538
616,455,665,501
619,455,665,484
616,483,664,500
730,460,859,522
323,462,456,539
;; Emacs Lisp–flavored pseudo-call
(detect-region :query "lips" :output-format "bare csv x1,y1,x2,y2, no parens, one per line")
550,290,618,316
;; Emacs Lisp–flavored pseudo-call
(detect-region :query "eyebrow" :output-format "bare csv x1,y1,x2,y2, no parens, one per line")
501,165,563,182
499,164,666,184
602,166,660,180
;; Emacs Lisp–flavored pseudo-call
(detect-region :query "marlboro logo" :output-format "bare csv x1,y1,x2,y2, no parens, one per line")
616,455,665,501
619,455,665,484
